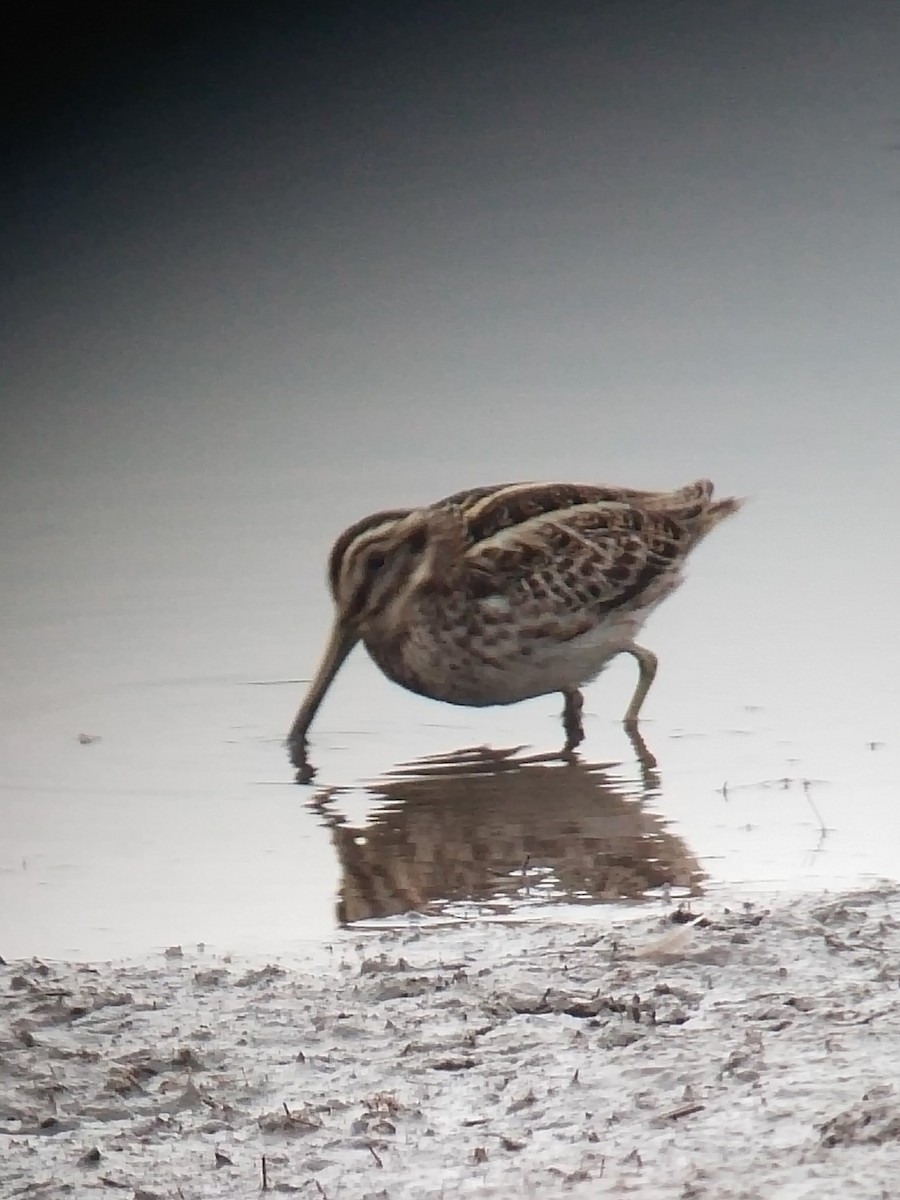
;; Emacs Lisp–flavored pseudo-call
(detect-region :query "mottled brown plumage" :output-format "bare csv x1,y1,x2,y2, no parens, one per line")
288,478,742,781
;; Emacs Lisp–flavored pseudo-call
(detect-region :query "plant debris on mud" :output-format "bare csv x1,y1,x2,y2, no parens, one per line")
3,887,900,1198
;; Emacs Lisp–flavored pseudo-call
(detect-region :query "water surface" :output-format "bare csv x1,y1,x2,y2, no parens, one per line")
1,455,896,960
3,2,899,958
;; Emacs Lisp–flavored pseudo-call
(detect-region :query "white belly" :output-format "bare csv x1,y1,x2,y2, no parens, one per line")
376,608,653,707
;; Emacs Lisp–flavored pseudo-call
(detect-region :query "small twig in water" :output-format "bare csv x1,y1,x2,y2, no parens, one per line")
261,1156,269,1191
802,779,828,835
369,1144,383,1168
314,1181,328,1199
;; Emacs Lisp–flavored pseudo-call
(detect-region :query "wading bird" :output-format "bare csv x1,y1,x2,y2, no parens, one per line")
288,478,741,781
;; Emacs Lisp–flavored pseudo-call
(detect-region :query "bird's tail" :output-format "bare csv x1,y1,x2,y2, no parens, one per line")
671,478,745,538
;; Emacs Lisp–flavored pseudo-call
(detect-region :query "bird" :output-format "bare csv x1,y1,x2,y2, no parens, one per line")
287,478,742,781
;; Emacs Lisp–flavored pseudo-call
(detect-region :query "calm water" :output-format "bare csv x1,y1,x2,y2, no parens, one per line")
1,447,897,960
4,3,900,958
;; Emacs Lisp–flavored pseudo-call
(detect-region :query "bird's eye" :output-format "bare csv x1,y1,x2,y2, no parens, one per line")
366,553,385,574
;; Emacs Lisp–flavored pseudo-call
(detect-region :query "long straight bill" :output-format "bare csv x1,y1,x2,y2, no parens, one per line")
287,618,359,776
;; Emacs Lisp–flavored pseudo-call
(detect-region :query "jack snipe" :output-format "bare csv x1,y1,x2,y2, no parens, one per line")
288,479,742,780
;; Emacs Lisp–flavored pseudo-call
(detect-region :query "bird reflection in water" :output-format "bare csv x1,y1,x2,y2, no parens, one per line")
309,729,703,925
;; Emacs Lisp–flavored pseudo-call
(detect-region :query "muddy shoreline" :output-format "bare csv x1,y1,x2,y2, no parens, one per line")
3,886,900,1198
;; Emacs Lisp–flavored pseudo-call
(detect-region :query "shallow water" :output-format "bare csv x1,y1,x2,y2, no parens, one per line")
4,3,900,961
1,455,897,961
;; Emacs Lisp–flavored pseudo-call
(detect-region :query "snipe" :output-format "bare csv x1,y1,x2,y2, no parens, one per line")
287,478,742,780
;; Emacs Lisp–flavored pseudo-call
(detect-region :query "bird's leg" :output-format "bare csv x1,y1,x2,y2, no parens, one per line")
624,722,660,789
623,644,658,727
561,688,585,753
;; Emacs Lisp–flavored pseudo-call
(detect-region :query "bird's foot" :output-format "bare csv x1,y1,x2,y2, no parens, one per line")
623,719,658,773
